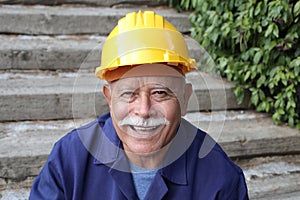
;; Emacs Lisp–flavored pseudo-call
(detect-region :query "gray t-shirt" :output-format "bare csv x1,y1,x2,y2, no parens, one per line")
130,162,159,200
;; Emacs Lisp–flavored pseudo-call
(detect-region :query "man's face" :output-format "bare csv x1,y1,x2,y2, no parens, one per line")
103,75,192,155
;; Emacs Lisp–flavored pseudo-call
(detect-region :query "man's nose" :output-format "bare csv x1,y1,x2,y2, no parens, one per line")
134,93,152,118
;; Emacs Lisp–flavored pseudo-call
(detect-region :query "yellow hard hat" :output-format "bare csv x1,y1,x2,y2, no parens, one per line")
95,10,197,81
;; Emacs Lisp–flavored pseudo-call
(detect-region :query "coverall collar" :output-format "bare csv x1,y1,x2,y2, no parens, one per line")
93,113,197,185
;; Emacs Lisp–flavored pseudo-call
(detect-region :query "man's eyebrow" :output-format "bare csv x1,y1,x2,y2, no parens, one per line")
113,82,178,91
150,84,178,93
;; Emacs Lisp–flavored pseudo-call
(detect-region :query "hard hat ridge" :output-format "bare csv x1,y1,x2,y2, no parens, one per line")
117,10,173,33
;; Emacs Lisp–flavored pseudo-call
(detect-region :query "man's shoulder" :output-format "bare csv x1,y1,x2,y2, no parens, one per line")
186,122,243,175
185,126,248,198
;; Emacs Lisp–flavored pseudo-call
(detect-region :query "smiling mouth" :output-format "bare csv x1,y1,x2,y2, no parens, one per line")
129,125,161,133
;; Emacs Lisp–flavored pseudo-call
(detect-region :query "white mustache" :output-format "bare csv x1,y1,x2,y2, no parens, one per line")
118,116,170,127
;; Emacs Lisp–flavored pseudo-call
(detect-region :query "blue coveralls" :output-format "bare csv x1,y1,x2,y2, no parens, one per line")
30,112,249,200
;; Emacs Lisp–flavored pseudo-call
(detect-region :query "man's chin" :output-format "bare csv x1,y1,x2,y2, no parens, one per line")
125,144,167,157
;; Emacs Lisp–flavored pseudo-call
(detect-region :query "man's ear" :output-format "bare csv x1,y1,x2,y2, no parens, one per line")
181,83,192,116
102,84,112,107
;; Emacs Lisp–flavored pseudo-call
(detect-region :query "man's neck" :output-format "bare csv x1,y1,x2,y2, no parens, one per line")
125,142,171,168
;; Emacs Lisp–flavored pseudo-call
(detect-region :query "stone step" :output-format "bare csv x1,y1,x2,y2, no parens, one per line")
0,5,190,35
185,111,300,158
1,162,300,200
1,158,300,200
0,71,248,121
0,34,201,71
0,0,166,7
0,189,30,200
0,111,299,199
238,155,300,200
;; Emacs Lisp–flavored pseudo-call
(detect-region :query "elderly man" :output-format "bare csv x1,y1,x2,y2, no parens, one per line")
30,11,248,199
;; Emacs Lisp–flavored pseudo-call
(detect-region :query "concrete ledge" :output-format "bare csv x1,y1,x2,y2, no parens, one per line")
0,35,104,70
0,72,108,121
0,0,166,7
238,155,300,199
0,35,200,70
0,5,190,35
186,111,300,158
0,72,248,121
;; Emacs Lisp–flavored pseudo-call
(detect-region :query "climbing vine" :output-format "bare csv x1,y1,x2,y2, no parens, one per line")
165,0,300,129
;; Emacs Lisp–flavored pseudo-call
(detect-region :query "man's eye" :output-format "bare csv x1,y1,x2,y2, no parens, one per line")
154,91,166,95
152,90,168,98
121,91,135,98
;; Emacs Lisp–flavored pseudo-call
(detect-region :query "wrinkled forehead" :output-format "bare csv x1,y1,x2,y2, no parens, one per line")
108,64,187,95
111,76,186,92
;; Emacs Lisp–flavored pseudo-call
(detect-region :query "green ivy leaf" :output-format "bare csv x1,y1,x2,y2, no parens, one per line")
257,75,266,88
272,112,280,123
272,25,279,38
244,71,251,81
257,101,267,112
265,23,274,37
253,50,263,64
294,1,300,16
288,116,295,127
251,90,259,106
257,25,262,33
261,19,268,27
234,86,245,104
278,108,285,115
290,57,300,76
254,2,262,16
295,65,300,76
